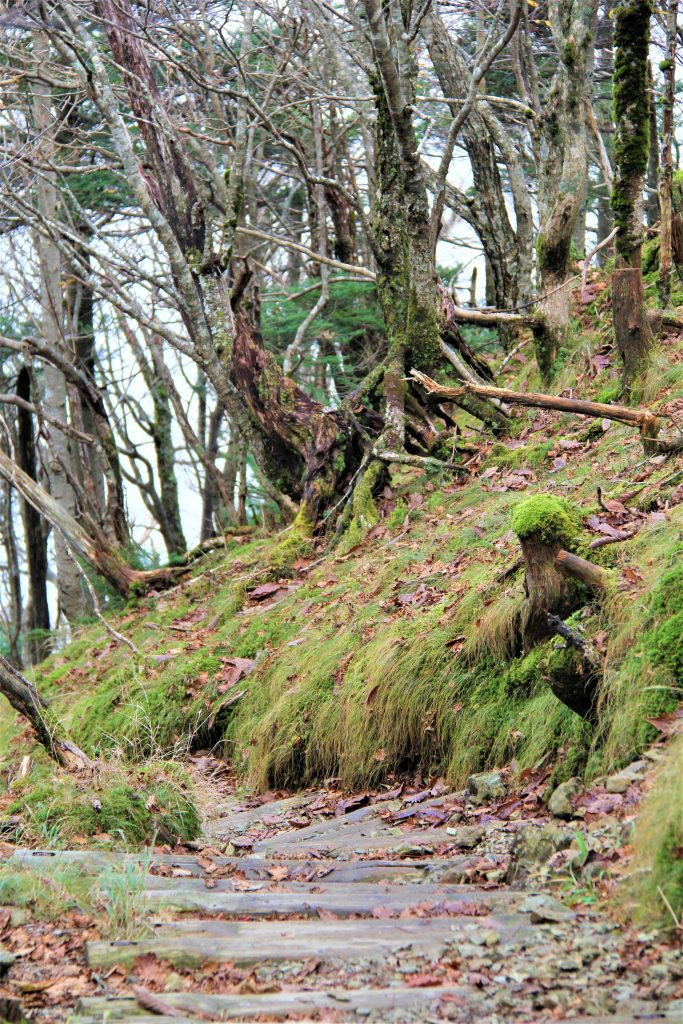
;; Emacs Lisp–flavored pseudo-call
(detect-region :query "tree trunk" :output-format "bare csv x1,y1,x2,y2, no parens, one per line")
148,347,186,556
646,60,660,228
611,0,655,390
658,0,678,305
15,368,51,664
31,28,88,623
613,267,653,382
199,403,225,542
0,481,23,667
535,0,598,378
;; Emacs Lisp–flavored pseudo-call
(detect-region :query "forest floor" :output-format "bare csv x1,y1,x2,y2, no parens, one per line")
0,749,682,1023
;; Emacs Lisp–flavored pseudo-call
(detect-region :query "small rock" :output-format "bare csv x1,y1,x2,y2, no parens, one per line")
605,775,631,794
0,944,15,974
520,893,575,923
506,822,573,884
467,770,506,805
547,777,583,819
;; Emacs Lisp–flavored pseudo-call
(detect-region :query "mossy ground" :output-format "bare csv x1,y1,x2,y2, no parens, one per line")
1,273,682,897
0,755,199,849
624,735,683,927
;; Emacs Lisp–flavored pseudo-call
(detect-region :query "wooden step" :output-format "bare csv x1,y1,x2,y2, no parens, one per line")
248,824,483,858
74,983,478,1020
205,790,456,838
141,880,519,917
86,913,531,970
11,848,499,883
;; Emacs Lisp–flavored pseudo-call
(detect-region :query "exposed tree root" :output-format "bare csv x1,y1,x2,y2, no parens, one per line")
0,656,92,769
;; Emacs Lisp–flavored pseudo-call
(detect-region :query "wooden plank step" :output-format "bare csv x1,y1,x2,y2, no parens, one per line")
249,824,483,857
11,848,498,883
206,790,457,838
86,914,531,970
74,983,478,1020
208,792,324,830
141,881,519,917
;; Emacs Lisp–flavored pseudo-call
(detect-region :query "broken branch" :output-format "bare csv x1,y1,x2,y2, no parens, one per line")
410,369,662,452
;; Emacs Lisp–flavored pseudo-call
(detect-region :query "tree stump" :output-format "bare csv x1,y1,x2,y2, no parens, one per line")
512,496,609,719
512,496,582,652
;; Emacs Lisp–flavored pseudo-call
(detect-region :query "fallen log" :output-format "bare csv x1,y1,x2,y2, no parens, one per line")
410,370,663,454
0,448,185,598
0,656,91,769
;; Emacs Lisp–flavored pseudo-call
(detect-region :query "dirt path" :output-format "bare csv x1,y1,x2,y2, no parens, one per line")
3,761,682,1023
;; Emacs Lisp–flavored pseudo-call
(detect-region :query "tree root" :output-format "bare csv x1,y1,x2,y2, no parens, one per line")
0,656,92,769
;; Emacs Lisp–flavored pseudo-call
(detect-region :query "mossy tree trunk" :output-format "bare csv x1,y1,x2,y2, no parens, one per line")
364,0,507,463
658,0,678,306
535,0,599,380
611,0,655,390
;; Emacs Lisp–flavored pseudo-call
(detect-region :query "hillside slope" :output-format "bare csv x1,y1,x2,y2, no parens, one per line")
1,281,682,917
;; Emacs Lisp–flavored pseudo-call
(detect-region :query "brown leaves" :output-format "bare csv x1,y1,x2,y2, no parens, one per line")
215,657,255,693
334,792,369,817
249,581,286,601
646,706,683,737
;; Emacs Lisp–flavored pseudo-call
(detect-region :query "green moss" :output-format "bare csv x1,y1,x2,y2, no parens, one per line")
340,461,383,551
484,440,554,471
595,380,622,404
511,494,582,546
504,646,547,697
385,499,408,530
646,611,683,680
651,562,683,614
267,509,314,576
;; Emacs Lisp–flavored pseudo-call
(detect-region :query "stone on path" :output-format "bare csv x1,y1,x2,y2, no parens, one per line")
547,777,583,818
